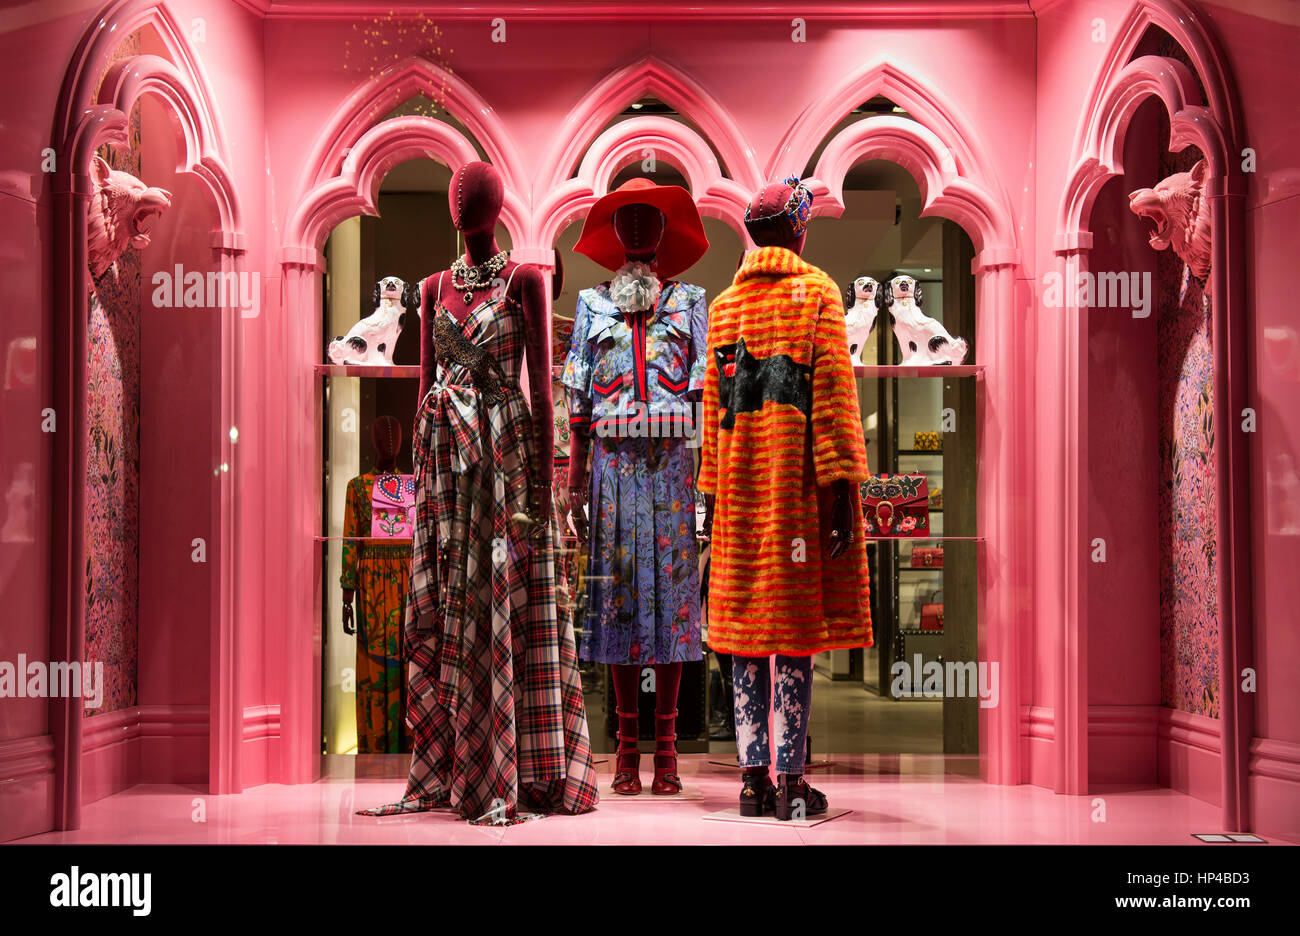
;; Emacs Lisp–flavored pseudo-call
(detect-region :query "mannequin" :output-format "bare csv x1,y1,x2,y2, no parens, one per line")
562,179,710,796
419,161,553,521
699,177,872,820
340,415,410,753
361,161,598,824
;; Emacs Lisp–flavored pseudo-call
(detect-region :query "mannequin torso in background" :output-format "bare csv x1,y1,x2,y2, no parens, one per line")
340,415,410,754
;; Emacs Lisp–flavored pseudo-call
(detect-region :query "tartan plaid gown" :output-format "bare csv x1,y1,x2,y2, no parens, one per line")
358,282,599,823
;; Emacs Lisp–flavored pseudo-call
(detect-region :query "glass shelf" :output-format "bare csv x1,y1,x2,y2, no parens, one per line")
314,363,420,379
864,536,983,542
853,364,985,379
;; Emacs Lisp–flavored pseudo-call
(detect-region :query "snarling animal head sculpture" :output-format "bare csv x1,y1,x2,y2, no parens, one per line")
86,155,172,280
843,276,880,364
327,276,419,366
1128,158,1212,287
877,275,969,366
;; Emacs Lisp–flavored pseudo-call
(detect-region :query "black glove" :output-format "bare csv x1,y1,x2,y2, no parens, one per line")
342,594,356,636
827,479,854,560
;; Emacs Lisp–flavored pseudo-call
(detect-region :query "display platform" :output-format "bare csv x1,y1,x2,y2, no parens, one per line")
601,785,705,802
701,807,853,828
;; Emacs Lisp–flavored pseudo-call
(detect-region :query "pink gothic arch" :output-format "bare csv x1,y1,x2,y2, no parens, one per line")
284,115,526,259
537,55,764,197
291,55,528,233
1050,0,1250,830
277,67,533,784
50,0,245,828
532,114,752,251
796,76,1026,787
770,60,1004,199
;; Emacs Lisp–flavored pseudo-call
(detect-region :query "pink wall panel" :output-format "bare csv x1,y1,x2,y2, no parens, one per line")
1085,177,1162,709
0,0,104,843
137,120,216,718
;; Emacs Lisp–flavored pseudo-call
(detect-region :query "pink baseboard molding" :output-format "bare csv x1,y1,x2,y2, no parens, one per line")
82,707,141,805
1248,736,1300,843
139,705,209,787
0,733,56,842
1021,706,1056,789
240,704,282,789
82,704,210,805
1020,705,1222,799
1157,707,1221,807
1089,705,1160,785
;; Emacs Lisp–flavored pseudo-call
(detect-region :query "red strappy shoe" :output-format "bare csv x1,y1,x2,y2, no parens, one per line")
651,710,683,795
612,710,642,795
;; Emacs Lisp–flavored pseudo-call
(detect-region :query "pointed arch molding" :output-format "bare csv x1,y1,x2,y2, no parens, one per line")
1057,54,1227,245
775,60,1018,261
807,115,1011,258
538,55,763,196
284,115,527,258
772,61,996,189
50,0,246,831
293,55,526,208
1051,0,1251,832
532,114,752,248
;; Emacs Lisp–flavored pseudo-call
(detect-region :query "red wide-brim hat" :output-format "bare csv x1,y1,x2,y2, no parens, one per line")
573,178,709,279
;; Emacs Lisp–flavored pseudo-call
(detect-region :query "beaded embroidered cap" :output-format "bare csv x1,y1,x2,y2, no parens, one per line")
743,176,814,241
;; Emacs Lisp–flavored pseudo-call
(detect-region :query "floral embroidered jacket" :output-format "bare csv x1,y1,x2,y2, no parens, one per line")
562,281,708,438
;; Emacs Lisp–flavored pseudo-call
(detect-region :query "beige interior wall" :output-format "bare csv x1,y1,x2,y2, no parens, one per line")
324,216,363,755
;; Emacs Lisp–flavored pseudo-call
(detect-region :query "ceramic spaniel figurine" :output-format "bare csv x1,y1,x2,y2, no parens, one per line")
843,276,880,364
876,274,968,365
327,276,418,366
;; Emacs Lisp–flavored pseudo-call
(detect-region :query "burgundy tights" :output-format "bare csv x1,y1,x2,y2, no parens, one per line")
612,661,682,757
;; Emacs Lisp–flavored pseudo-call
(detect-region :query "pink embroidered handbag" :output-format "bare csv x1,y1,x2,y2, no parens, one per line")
371,474,416,539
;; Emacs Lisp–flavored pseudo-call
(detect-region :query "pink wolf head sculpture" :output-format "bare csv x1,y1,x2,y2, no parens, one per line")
86,155,172,280
1128,158,1212,288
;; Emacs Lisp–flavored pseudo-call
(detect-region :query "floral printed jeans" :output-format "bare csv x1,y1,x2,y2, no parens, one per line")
731,655,813,774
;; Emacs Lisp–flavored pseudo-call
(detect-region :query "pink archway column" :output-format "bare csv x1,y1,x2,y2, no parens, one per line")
1054,5,1250,828
279,109,514,783
51,2,245,825
809,113,1025,786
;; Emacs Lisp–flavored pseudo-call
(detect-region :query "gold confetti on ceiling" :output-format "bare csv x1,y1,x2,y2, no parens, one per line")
344,10,454,119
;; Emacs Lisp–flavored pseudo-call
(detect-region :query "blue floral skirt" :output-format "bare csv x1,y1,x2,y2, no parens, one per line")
580,435,702,664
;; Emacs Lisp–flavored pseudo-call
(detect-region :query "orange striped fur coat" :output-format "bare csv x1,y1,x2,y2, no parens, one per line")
699,246,872,656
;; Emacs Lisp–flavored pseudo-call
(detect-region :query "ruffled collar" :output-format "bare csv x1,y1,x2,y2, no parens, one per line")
735,246,820,281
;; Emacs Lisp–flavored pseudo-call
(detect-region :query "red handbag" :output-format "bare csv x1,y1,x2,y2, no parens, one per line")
860,473,930,537
910,546,944,568
920,590,944,632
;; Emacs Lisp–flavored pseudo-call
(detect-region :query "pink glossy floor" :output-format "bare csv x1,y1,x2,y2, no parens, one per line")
19,754,1270,845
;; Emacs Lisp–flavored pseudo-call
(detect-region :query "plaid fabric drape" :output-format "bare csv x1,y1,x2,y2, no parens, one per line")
358,285,599,824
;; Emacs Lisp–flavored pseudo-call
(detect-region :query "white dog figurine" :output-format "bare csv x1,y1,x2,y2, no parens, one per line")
876,275,968,365
843,276,880,364
327,276,418,366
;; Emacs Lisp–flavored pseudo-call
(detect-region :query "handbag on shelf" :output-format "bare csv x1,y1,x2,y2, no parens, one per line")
910,546,944,568
370,473,416,539
929,486,943,510
920,589,945,632
860,473,930,537
914,431,941,451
